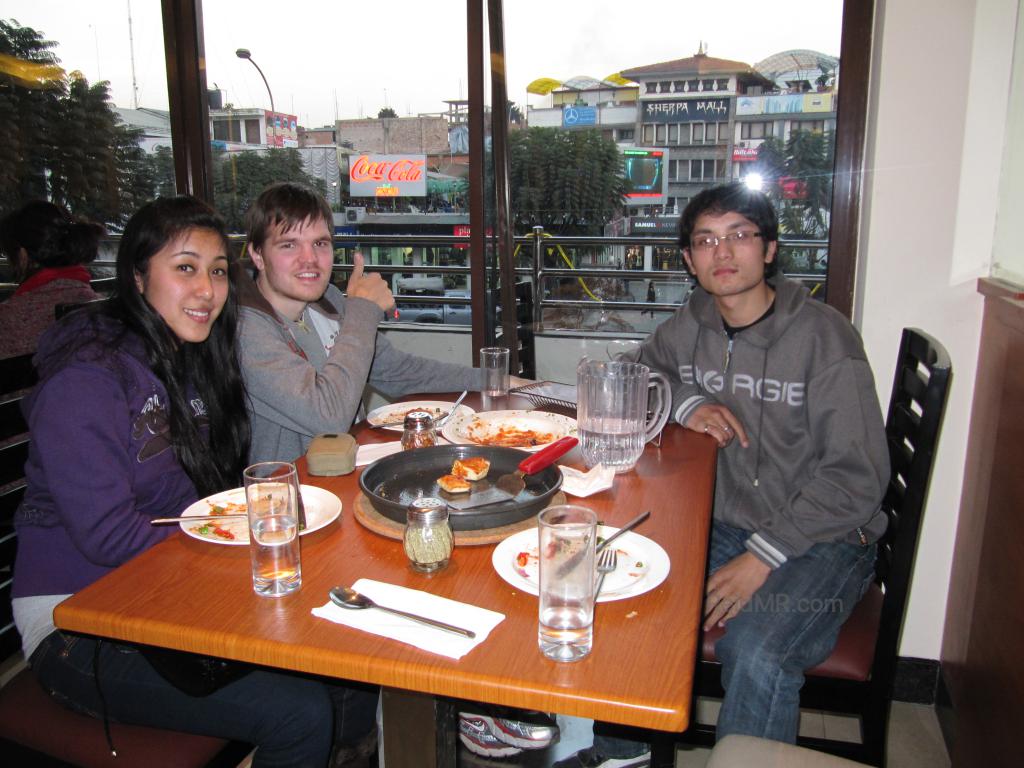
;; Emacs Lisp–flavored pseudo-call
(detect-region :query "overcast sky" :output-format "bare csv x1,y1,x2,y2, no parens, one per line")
10,1,842,127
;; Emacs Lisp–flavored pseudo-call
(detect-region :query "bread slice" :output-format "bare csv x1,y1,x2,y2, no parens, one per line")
451,456,491,481
437,474,471,494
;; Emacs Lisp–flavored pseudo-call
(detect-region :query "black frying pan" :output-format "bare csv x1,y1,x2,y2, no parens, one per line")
358,444,563,530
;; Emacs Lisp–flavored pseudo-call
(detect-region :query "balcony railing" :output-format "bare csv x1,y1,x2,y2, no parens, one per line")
45,231,827,336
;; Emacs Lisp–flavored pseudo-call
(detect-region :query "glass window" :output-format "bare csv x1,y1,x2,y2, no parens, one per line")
1,3,176,238
655,125,666,143
245,119,261,143
717,78,729,91
642,124,654,143
668,124,678,143
673,80,685,93
646,82,657,93
718,122,729,143
705,123,717,143
702,79,714,91
693,123,705,142
687,78,700,91
658,81,671,93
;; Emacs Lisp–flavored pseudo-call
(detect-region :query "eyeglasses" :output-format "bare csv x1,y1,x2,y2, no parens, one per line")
689,230,762,252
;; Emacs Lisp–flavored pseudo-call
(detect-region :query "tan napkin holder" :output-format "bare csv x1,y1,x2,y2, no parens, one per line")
306,433,357,476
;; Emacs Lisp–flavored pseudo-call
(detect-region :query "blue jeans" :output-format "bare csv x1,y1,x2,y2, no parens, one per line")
31,631,375,768
595,520,875,756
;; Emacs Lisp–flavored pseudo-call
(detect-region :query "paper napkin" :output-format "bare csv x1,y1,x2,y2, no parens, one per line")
311,578,505,659
355,441,404,466
559,463,615,497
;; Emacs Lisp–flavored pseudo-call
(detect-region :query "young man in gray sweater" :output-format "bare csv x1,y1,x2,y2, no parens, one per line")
557,184,889,768
236,182,481,464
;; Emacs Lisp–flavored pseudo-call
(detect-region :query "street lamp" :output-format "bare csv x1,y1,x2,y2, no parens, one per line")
236,48,276,147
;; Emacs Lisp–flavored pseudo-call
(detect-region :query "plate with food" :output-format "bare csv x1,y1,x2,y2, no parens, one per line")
366,400,475,431
178,486,342,545
491,525,670,602
441,410,577,452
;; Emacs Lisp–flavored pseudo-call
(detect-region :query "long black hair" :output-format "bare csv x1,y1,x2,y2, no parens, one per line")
109,197,250,495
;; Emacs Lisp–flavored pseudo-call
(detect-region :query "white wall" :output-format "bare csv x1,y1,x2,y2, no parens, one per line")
856,0,1018,658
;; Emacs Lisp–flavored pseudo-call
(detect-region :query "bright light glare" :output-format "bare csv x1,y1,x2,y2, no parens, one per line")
744,173,764,191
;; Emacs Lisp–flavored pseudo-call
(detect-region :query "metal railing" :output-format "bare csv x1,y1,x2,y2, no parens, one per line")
57,230,828,329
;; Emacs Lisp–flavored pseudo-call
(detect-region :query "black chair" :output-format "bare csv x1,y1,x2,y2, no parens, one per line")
0,353,248,767
653,328,952,767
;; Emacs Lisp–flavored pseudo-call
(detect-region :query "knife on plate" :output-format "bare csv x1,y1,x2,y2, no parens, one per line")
151,514,247,525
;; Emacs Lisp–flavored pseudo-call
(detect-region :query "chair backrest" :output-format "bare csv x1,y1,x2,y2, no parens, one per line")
0,352,37,662
874,328,951,674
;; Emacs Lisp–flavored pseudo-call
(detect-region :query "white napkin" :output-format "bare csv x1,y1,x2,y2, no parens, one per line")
560,463,615,497
311,578,505,659
355,441,404,466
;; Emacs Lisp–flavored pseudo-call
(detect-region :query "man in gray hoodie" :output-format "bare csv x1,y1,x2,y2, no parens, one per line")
557,183,889,768
236,182,480,464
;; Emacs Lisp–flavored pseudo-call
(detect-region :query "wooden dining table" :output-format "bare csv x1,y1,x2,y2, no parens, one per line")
54,392,716,767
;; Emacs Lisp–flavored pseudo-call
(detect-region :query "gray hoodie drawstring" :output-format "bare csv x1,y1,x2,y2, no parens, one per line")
753,349,768,488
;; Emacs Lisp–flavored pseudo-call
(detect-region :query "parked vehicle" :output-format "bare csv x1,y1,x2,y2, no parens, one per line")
391,276,471,326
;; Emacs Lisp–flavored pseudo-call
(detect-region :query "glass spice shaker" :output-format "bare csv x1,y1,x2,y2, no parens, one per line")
401,410,436,450
403,497,454,573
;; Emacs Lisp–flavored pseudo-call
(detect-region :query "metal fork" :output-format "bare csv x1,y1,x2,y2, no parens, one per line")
595,547,618,597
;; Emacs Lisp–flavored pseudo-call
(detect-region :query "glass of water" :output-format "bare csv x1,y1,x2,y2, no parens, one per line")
537,504,597,662
244,461,302,597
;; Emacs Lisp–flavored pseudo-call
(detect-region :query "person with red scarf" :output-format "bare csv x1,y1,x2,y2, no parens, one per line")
0,201,104,359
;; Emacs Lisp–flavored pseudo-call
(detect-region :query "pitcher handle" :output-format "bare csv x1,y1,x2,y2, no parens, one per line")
645,372,672,444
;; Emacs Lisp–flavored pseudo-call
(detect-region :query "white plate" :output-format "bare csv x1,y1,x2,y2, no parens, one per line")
179,486,342,546
442,409,578,453
366,400,476,431
491,525,670,602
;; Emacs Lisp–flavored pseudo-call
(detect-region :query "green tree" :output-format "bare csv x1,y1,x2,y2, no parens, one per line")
0,19,157,225
750,129,834,239
508,127,625,234
377,106,398,118
212,148,326,233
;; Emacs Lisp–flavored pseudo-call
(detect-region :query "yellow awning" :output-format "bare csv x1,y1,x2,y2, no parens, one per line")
526,77,563,96
603,72,635,87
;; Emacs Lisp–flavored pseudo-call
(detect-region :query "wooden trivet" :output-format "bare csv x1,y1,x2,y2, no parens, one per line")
354,491,567,546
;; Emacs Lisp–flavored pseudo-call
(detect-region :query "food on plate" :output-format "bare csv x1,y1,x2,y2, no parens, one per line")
206,499,246,515
374,405,446,425
464,418,556,448
190,522,236,541
451,456,490,480
436,474,471,494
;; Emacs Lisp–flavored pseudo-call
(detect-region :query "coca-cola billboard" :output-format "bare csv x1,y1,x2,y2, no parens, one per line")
349,154,427,197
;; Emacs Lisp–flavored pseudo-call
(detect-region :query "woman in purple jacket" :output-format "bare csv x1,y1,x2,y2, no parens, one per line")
12,197,369,767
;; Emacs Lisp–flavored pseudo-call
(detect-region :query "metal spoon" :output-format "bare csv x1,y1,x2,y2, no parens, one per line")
329,586,476,639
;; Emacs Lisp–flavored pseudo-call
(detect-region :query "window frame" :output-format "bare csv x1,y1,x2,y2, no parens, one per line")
161,0,872,319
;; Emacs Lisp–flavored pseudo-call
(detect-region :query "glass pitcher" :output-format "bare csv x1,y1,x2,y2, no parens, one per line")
576,358,670,473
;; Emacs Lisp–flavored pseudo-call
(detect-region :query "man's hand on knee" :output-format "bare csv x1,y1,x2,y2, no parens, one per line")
704,551,771,630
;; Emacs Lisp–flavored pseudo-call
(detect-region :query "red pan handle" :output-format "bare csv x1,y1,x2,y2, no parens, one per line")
518,436,578,474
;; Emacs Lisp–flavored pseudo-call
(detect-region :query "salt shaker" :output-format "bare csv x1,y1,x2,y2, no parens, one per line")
401,410,436,450
403,497,454,572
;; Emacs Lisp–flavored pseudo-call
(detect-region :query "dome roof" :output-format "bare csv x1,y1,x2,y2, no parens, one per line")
754,49,838,86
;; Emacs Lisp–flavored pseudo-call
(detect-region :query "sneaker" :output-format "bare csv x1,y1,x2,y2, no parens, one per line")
552,746,651,768
459,710,559,750
458,714,523,758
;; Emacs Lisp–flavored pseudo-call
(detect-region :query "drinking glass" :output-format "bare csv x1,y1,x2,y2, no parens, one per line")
537,504,597,662
480,347,510,397
244,461,302,597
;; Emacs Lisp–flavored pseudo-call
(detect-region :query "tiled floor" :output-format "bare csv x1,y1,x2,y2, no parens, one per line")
458,698,951,767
